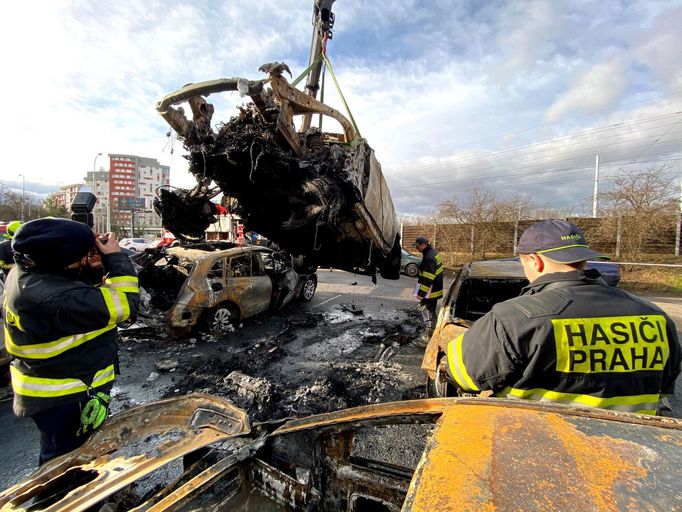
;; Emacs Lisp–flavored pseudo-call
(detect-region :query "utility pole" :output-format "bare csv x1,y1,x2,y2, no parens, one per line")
19,173,25,221
592,154,599,218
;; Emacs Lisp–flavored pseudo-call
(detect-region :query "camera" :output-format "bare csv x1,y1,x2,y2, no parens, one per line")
70,191,98,228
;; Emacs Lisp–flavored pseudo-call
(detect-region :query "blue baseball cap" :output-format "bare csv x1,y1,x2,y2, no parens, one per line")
517,220,609,263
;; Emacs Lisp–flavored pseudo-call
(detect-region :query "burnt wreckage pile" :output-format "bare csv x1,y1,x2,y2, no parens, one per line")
154,62,401,279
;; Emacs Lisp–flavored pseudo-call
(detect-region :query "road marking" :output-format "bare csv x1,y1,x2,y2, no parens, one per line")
312,294,342,309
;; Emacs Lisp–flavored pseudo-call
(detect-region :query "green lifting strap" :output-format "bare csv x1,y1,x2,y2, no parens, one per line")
322,53,362,144
291,52,363,146
291,53,324,87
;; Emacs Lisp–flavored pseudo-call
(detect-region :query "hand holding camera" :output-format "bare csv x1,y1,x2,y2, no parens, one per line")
95,232,121,255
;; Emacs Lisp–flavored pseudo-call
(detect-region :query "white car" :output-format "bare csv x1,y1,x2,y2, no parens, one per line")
119,238,150,252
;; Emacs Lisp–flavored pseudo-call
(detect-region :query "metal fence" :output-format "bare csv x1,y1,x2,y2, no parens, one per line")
402,213,682,259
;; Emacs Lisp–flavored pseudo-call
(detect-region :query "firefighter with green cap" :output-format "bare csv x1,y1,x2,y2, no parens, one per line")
0,220,21,277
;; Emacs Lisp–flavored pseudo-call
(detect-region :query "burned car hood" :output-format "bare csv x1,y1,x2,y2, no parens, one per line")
1,395,679,511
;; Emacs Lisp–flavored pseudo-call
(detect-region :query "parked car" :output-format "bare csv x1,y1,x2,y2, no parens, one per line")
2,393,679,511
119,237,151,252
422,257,621,396
400,249,421,277
136,242,317,337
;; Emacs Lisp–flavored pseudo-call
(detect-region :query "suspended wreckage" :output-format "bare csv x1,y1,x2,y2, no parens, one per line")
153,2,401,281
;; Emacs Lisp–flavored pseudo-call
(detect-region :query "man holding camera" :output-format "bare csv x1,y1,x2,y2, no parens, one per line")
3,218,139,464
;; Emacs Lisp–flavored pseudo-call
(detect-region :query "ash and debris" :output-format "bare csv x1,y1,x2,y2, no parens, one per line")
115,304,426,422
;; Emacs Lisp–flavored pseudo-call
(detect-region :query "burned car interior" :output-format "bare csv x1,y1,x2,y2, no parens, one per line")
1,394,679,511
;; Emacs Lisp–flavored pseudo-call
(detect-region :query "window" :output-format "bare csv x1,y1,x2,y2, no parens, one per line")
228,255,251,278
208,258,224,279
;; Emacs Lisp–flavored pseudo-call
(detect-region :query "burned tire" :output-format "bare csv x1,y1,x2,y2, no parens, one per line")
404,263,419,278
425,373,450,398
300,275,317,302
206,303,238,335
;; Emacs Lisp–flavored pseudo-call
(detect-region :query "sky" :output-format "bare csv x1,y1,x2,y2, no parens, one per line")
1,0,681,217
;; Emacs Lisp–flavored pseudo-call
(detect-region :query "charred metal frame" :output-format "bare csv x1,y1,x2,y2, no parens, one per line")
2,395,679,511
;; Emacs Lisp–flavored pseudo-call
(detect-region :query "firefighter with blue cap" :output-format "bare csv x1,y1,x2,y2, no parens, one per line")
3,218,140,464
0,220,21,277
444,219,680,415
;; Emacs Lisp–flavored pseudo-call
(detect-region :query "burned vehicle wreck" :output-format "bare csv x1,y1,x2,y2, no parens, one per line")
1,393,680,511
153,1,401,281
136,243,317,338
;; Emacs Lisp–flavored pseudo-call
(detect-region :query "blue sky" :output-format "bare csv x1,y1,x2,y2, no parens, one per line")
1,0,680,216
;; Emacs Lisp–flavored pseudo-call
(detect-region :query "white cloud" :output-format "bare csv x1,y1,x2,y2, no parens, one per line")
545,56,628,122
0,0,679,218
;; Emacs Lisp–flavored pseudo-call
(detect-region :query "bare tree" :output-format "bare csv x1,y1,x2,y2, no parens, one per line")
596,166,678,259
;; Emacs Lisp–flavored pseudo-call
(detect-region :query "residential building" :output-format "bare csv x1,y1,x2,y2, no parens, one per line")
50,183,85,210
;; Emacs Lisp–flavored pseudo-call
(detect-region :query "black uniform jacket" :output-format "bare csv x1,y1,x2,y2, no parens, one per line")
417,245,444,300
446,269,681,415
3,253,139,416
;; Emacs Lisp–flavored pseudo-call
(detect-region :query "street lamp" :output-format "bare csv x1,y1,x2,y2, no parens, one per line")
18,173,25,222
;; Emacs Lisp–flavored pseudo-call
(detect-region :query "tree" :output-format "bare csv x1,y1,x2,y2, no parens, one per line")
596,166,678,259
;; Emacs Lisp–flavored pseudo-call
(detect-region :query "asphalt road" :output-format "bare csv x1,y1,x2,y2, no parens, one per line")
0,269,681,491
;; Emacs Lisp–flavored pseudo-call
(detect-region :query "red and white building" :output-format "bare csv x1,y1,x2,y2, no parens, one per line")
84,154,170,236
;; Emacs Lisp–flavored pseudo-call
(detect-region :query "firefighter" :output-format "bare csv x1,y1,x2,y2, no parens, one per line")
414,236,444,346
3,218,139,464
444,219,680,415
0,220,21,277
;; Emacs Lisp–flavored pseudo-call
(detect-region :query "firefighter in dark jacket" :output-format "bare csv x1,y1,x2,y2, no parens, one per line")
414,236,444,346
445,219,680,415
3,218,139,464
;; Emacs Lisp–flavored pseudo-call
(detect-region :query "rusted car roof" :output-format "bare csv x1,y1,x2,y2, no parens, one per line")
1,395,679,511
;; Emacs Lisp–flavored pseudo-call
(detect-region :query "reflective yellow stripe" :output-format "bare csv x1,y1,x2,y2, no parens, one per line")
495,386,660,415
538,244,589,254
421,271,436,280
0,260,13,269
427,289,443,299
105,275,140,293
5,324,117,359
10,364,115,398
435,267,443,276
101,288,130,324
419,284,430,293
446,334,479,391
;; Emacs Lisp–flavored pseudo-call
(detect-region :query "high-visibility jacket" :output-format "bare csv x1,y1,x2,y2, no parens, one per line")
3,253,139,417
0,240,13,276
417,245,443,300
446,270,681,415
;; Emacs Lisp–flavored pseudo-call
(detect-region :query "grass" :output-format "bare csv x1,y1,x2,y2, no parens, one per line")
619,266,682,296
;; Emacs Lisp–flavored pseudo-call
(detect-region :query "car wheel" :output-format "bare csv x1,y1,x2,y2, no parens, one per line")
405,263,419,277
300,276,317,301
206,304,238,335
128,247,137,252
425,373,449,398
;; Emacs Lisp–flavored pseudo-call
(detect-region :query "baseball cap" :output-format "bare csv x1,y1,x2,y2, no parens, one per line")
414,236,429,247
517,219,609,263
12,218,96,269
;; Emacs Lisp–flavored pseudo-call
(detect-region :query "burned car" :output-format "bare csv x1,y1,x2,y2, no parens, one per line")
0,393,679,511
152,0,401,281
136,243,317,337
422,258,620,396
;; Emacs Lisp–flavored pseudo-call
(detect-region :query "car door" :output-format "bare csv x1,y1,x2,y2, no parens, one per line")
227,252,272,318
206,257,228,306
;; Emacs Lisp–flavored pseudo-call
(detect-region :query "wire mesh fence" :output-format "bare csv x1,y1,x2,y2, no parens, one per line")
403,213,682,264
